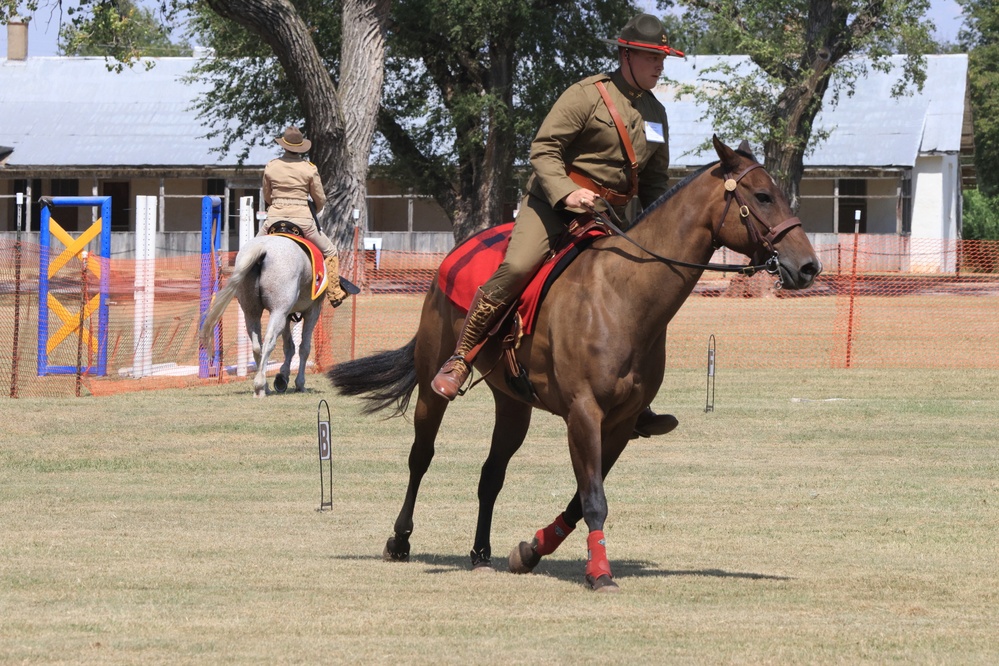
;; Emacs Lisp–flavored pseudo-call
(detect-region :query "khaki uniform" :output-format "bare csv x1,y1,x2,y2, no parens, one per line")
482,69,670,302
260,154,347,302
260,155,334,257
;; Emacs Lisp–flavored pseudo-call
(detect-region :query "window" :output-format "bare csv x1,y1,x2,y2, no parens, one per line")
837,179,867,233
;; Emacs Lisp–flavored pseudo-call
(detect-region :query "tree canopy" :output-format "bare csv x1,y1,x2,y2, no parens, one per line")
959,0,999,199
663,0,935,211
188,0,637,240
58,0,192,65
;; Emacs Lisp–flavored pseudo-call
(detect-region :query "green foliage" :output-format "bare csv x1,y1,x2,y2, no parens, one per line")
962,190,999,240
376,0,634,196
959,0,999,197
184,0,341,162
183,0,636,200
664,1,933,172
58,0,192,69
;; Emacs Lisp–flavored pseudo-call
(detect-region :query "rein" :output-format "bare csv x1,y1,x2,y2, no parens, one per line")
587,163,802,286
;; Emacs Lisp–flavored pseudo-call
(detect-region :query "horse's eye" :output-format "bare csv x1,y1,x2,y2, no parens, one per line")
755,192,773,205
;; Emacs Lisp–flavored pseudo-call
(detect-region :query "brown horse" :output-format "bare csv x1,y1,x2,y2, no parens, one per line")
328,136,821,591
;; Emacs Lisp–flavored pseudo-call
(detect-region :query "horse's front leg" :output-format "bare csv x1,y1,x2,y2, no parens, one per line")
274,320,296,393
469,391,532,571
510,421,632,592
561,400,616,591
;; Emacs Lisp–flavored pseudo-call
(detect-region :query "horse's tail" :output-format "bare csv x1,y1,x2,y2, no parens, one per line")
327,337,418,417
198,241,266,347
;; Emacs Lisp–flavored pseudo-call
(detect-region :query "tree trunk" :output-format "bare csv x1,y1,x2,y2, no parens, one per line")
762,53,835,214
325,0,390,248
203,0,388,251
450,33,517,242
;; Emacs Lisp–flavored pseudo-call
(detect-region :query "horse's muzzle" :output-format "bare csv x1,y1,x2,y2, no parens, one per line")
779,256,822,290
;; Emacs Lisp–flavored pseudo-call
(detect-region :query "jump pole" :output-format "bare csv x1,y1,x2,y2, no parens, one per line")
132,195,157,378
236,196,254,377
198,196,224,378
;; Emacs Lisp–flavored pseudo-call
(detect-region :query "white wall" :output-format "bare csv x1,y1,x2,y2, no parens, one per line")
911,154,960,271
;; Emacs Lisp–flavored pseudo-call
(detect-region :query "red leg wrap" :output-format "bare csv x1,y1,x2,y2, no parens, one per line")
585,530,613,581
533,513,575,556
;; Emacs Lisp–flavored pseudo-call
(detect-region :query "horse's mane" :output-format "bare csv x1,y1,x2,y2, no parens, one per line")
632,149,756,228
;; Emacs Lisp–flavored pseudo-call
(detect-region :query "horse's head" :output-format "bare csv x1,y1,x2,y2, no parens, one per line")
711,135,822,290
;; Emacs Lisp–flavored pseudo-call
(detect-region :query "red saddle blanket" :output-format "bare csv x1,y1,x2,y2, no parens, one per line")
270,232,328,300
437,221,609,334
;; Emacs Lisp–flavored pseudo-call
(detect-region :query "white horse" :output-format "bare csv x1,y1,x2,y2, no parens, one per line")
200,235,323,397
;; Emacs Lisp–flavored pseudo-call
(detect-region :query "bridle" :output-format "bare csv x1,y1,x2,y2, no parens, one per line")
716,163,802,257
588,161,802,289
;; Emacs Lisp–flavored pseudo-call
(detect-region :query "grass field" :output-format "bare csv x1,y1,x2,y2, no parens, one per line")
2,368,998,664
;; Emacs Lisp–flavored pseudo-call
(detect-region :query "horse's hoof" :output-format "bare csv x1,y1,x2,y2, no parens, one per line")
508,541,541,574
273,374,288,393
585,574,619,593
383,536,410,562
472,563,496,573
470,547,492,571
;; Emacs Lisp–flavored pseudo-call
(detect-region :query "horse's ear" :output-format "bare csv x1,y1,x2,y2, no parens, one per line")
737,139,757,161
712,134,740,172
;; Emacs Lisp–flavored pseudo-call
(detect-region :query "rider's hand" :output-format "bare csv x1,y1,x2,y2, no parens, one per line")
563,188,599,212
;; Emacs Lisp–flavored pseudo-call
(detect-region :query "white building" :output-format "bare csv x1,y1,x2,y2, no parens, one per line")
1,21,975,261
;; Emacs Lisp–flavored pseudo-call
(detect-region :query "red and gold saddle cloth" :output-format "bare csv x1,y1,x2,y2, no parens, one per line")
437,220,609,334
270,232,328,300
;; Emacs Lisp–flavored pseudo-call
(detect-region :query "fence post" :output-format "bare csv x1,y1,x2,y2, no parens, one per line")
845,210,861,368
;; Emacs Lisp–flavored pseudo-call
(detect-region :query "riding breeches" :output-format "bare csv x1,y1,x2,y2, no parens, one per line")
259,214,336,259
480,194,577,304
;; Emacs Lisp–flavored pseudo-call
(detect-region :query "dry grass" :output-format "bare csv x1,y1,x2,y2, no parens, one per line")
1,368,997,664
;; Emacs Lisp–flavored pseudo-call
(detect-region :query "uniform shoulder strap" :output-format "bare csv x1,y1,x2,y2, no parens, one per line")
594,81,639,200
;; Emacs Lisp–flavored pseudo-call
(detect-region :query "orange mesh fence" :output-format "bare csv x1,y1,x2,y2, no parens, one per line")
2,237,997,399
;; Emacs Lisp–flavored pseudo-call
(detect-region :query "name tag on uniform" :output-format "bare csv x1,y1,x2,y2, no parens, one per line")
645,121,665,143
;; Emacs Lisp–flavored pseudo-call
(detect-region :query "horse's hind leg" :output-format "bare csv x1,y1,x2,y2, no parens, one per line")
384,386,448,561
240,303,267,398
254,309,287,397
291,308,319,392
469,390,532,571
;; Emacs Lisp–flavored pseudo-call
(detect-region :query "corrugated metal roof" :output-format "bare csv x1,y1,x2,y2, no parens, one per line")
655,54,968,168
0,56,274,167
0,53,968,170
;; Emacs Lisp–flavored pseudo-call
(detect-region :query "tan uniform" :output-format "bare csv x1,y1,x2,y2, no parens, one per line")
260,153,347,303
260,154,335,258
482,68,670,302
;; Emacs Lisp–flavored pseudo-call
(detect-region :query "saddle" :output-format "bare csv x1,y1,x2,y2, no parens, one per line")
437,216,611,399
266,223,328,300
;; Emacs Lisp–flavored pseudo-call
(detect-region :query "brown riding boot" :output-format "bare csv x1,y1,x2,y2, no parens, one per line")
324,254,348,308
431,288,505,400
630,406,679,440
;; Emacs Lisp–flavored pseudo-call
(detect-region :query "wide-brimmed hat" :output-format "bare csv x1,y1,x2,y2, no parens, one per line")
276,126,312,153
601,13,684,58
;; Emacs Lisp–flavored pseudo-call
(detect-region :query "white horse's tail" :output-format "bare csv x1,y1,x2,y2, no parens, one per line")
198,241,267,347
